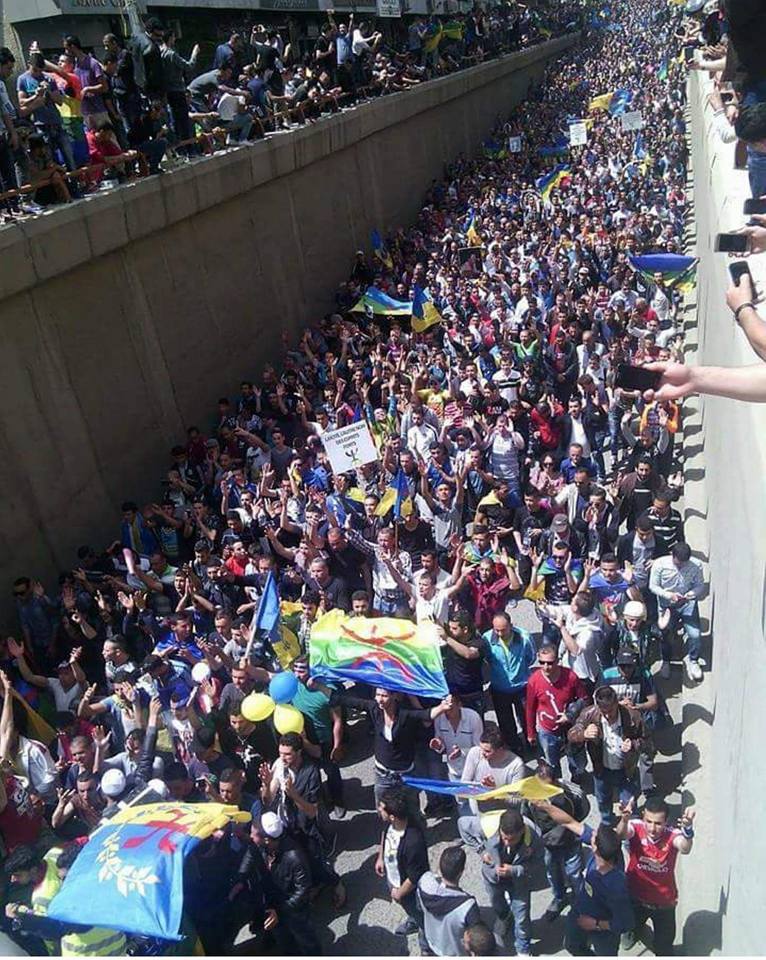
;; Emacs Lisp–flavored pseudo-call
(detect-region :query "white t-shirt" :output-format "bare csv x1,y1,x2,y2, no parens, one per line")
568,416,591,457
433,708,484,779
415,588,451,625
46,677,83,712
384,824,404,887
601,714,624,771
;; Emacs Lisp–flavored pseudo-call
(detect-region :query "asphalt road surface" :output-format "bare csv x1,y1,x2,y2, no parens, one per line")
308,597,683,957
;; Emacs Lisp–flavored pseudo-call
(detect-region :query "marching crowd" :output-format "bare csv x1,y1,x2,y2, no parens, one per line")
0,0,728,956
0,1,580,216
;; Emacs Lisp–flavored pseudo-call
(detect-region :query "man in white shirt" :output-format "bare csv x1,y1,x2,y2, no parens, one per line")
406,410,439,462
431,696,483,814
649,542,705,682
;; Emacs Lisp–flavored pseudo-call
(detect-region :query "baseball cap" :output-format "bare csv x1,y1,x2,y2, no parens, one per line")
615,647,639,667
101,768,127,798
260,812,284,838
552,514,569,530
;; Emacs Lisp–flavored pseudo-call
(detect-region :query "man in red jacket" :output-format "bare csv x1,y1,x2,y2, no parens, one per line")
525,643,589,780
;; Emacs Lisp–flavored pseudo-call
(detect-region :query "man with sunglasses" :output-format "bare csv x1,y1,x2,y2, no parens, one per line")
525,643,589,779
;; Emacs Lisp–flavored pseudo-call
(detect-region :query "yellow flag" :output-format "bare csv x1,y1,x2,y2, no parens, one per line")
463,775,563,802
588,92,613,113
374,487,397,517
272,624,301,669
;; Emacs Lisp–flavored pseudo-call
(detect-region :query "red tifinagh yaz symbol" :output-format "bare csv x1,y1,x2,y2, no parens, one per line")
121,809,191,855
341,623,417,682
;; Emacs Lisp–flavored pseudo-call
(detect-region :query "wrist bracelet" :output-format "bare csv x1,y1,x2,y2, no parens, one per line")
734,301,755,323
682,826,695,838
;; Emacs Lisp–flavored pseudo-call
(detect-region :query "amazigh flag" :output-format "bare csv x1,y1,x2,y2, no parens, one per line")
309,609,449,699
535,164,571,203
371,229,393,270
412,285,443,333
350,286,412,317
402,776,487,797
375,467,413,519
589,89,631,115
629,253,697,294
48,803,251,940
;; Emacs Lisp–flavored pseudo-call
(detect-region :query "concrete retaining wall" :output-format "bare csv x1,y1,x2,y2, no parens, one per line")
679,71,766,956
0,35,576,624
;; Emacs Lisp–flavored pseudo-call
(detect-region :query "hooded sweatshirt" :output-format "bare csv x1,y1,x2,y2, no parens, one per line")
417,872,480,957
559,608,603,682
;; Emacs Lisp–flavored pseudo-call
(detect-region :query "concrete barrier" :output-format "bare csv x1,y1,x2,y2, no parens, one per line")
0,35,577,626
679,71,766,956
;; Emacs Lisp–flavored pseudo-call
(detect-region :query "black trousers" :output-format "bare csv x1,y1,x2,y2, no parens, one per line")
634,902,676,955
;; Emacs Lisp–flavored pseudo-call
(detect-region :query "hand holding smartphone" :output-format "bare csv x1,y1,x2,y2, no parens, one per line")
715,233,749,253
615,364,662,393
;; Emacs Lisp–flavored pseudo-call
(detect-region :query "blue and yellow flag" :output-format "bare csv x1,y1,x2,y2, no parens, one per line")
588,89,631,115
255,572,301,668
482,138,507,160
423,23,443,52
350,286,412,316
48,803,251,940
412,285,443,333
535,164,571,203
375,467,413,519
466,215,482,247
629,253,697,294
442,20,464,40
371,228,393,270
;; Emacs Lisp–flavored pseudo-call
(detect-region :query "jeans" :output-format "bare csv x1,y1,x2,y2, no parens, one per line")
457,814,484,850
374,590,408,615
566,912,620,956
397,889,429,953
633,901,676,955
659,600,701,661
544,844,584,903
374,767,424,828
41,123,75,171
608,405,627,460
485,880,532,954
491,688,527,755
225,112,253,143
747,146,766,201
593,767,639,825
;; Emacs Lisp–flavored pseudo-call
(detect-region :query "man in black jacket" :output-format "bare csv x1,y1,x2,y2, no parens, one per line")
375,789,430,949
242,811,320,955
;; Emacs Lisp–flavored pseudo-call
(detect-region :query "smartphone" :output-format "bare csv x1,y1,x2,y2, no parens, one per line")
615,364,662,392
743,198,766,216
729,260,751,286
715,233,749,253
683,45,696,63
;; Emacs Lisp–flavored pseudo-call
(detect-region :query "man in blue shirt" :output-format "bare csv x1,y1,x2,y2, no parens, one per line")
17,53,75,170
538,800,634,955
483,612,536,756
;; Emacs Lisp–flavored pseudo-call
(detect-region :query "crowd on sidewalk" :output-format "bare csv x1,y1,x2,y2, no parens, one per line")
0,0,722,956
0,1,580,217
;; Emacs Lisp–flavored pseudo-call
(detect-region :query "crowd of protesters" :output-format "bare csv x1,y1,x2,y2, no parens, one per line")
0,0,733,955
0,1,580,218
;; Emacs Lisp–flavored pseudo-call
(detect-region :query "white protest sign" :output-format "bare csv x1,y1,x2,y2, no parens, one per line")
508,136,522,154
568,121,588,147
621,110,643,132
376,0,401,16
323,421,378,474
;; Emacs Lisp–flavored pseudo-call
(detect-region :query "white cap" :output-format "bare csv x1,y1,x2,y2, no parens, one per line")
260,811,284,838
147,778,170,799
191,662,211,684
101,768,127,798
623,600,647,620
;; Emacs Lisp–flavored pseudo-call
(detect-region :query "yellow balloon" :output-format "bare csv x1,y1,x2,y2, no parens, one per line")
241,692,275,723
273,703,305,735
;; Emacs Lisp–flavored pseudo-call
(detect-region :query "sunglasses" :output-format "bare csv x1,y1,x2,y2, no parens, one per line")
538,660,558,667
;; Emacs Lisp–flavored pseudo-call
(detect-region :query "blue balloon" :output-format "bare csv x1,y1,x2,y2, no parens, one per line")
269,671,299,704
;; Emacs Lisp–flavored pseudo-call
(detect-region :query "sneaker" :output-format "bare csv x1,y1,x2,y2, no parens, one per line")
395,918,418,936
659,659,671,679
686,658,703,682
621,930,637,951
543,898,566,922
